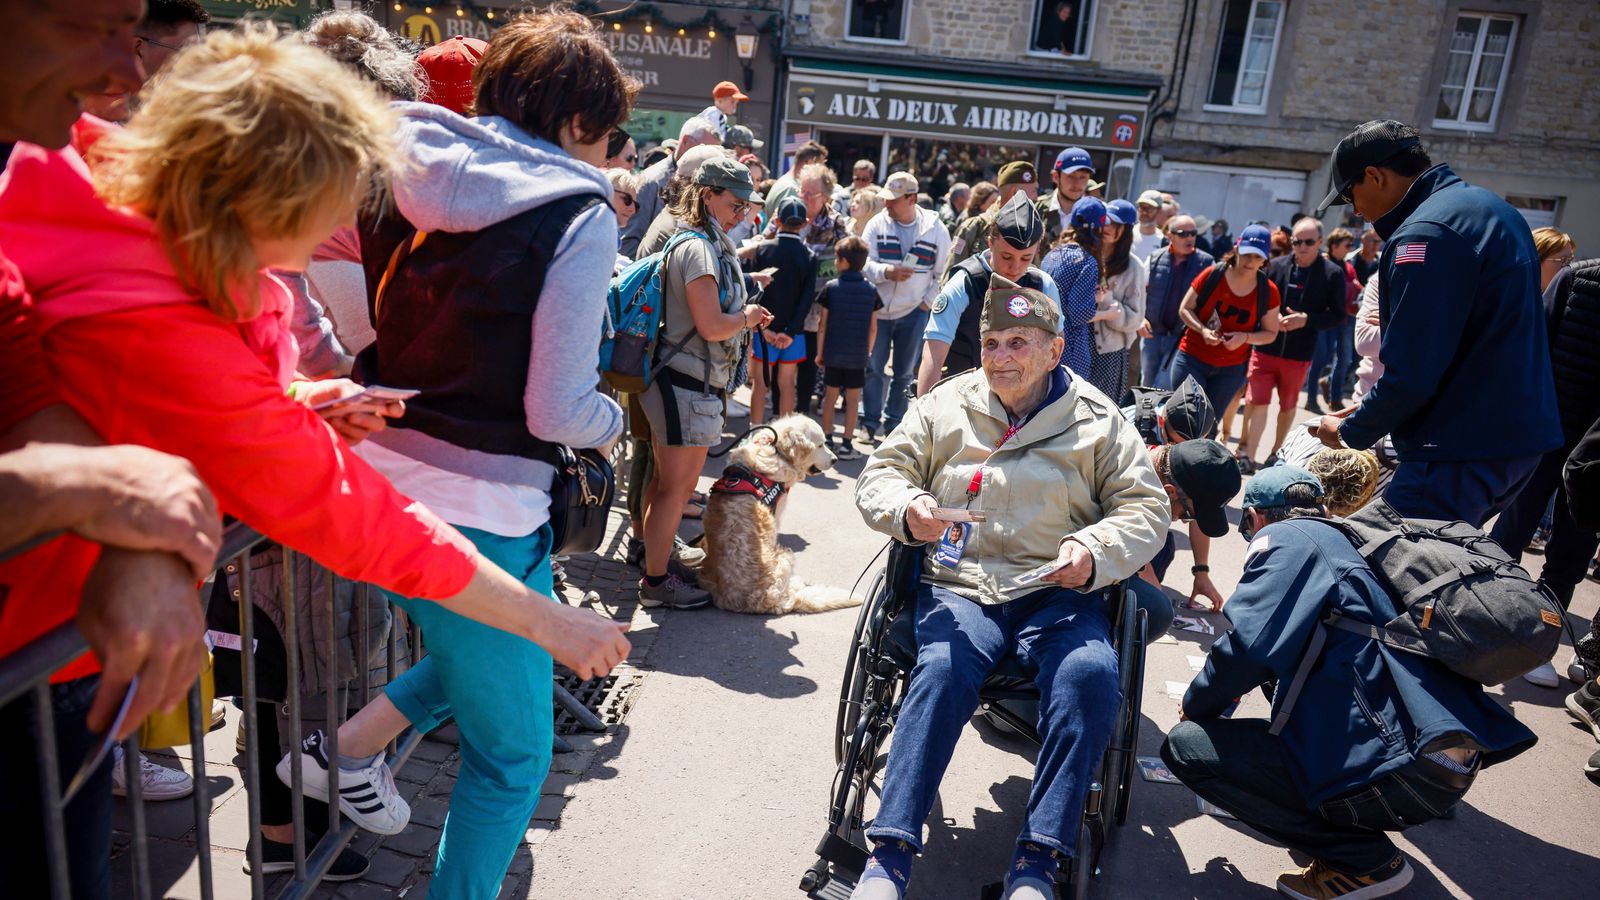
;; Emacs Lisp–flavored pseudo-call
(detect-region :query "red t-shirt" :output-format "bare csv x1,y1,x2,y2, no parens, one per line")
1178,266,1281,368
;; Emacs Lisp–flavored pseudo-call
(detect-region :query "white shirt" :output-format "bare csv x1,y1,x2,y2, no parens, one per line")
354,441,551,538
1130,227,1164,263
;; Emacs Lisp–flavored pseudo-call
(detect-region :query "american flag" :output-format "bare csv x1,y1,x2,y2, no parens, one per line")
1394,242,1427,265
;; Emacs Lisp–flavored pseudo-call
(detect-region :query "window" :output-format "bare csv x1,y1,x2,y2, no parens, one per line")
1433,13,1517,131
1206,0,1284,113
845,0,910,44
1031,0,1095,58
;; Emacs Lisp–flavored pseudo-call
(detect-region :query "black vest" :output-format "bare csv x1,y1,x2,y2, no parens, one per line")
944,256,1048,377
354,193,605,465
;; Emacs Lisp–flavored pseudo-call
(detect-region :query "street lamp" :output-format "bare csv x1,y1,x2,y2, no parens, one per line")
735,16,758,92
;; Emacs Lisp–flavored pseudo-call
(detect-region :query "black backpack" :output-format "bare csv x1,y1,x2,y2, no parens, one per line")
1269,501,1567,735
1194,262,1271,333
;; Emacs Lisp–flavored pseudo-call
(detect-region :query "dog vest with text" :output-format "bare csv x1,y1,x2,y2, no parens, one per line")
711,465,787,508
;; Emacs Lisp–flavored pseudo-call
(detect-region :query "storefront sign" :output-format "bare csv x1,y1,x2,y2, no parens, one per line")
787,77,1146,152
200,0,315,22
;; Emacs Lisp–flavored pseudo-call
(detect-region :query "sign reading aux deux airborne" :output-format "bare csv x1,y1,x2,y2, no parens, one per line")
787,78,1147,152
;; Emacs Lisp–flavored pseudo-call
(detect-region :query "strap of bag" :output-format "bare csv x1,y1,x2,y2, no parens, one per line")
1194,263,1229,324
1268,621,1327,736
1255,270,1271,326
372,230,428,323
1325,613,1432,657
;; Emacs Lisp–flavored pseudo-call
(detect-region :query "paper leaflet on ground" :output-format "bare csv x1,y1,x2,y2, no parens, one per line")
1164,680,1190,700
1171,614,1215,635
1186,655,1206,672
1196,795,1237,820
1137,756,1183,785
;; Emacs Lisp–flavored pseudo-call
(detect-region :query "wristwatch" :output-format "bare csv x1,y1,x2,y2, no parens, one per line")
1191,565,1210,575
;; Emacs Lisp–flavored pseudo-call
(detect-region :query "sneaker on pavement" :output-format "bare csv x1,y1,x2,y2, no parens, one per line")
1567,653,1595,685
210,699,227,730
1565,680,1600,741
245,833,370,882
638,572,712,609
277,730,410,835
111,745,194,801
1277,855,1412,899
625,535,705,568
837,440,859,460
1523,660,1561,688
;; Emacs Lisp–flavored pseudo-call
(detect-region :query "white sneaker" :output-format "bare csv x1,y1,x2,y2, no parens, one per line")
1567,653,1594,685
277,730,410,835
111,745,194,801
1523,661,1561,688
210,699,226,730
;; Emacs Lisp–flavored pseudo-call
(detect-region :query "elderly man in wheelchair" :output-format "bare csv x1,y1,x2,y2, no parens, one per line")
841,275,1171,899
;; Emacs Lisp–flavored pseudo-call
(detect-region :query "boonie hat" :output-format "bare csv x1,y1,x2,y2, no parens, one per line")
727,124,764,150
1136,189,1163,208
1315,119,1423,215
1236,223,1273,259
417,36,488,115
882,172,919,200
1053,146,1094,174
1240,465,1325,535
1105,199,1138,227
991,192,1043,249
1069,196,1108,230
1169,440,1242,539
980,273,1060,336
997,161,1037,187
713,81,750,102
694,155,758,201
1162,375,1215,442
775,196,809,226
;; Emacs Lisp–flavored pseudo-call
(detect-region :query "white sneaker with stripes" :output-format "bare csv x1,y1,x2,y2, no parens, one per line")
275,730,410,835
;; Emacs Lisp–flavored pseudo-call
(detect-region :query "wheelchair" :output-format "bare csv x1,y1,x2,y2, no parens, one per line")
799,541,1149,900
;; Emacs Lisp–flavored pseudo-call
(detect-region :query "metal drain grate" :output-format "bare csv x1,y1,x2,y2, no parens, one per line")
553,666,644,734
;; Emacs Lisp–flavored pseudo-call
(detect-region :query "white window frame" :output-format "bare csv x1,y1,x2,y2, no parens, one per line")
1025,0,1098,62
842,0,912,47
1202,0,1286,115
1431,12,1518,133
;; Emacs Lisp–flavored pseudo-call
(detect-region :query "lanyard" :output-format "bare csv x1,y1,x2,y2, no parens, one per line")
965,419,1026,500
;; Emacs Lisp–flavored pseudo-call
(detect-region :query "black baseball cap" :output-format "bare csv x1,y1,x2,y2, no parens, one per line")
1163,375,1215,442
1314,120,1423,216
1169,440,1242,538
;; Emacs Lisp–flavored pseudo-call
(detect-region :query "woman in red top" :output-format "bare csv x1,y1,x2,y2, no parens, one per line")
1168,224,1282,434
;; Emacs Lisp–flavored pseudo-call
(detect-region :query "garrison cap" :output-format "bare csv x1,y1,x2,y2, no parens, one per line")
991,191,1044,249
980,273,1060,336
997,161,1038,187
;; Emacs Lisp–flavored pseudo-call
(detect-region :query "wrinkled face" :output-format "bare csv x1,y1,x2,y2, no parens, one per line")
3,0,144,146
981,326,1062,397
799,179,828,219
1291,222,1323,266
852,167,874,188
1165,216,1199,256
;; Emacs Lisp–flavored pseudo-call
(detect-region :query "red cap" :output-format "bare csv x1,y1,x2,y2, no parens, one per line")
712,80,750,102
418,36,488,115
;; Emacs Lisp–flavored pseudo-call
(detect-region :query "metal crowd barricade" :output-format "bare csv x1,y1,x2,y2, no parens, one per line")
0,522,429,899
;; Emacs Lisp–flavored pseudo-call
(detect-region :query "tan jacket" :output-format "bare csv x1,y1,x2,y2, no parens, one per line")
856,369,1171,603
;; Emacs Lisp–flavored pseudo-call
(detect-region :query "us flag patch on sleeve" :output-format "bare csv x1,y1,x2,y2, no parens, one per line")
1394,242,1427,265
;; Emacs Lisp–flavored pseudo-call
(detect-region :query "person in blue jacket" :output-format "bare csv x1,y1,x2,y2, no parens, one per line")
1163,466,1536,900
1308,120,1561,526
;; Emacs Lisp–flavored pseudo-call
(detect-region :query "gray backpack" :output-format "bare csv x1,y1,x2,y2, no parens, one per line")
1270,501,1566,735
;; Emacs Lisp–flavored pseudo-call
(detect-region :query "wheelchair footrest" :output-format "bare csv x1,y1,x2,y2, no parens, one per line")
813,831,869,878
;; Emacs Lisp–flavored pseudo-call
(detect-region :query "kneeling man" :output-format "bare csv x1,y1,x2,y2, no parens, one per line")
855,274,1171,898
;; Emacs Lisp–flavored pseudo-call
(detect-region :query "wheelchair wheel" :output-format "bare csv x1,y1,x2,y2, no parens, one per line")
835,569,887,765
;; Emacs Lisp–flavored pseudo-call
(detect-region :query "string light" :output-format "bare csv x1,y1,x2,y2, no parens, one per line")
485,9,494,18
677,27,685,36
708,28,716,38
423,5,432,13
392,2,401,10
643,22,653,33
612,22,621,30
455,6,466,16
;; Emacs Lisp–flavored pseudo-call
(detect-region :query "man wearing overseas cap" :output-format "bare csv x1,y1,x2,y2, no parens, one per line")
1035,146,1094,247
856,270,1168,900
856,172,953,441
699,79,749,142
1307,120,1560,527
945,160,1041,277
1163,466,1536,900
920,193,1063,394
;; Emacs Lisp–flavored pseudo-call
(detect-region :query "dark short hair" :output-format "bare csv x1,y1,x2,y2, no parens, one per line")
835,235,869,270
144,0,209,32
1255,482,1328,525
794,140,828,166
474,7,640,146
606,127,631,159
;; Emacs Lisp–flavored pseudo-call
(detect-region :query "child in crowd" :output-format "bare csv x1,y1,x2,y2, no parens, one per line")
748,197,817,424
814,236,882,459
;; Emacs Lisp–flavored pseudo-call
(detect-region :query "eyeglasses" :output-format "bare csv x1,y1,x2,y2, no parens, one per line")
1168,229,1198,239
729,198,753,217
1546,255,1575,266
135,33,185,53
616,192,636,208
1291,238,1320,247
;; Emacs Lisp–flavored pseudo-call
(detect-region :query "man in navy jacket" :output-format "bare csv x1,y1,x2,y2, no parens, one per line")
1308,120,1561,526
1163,466,1536,900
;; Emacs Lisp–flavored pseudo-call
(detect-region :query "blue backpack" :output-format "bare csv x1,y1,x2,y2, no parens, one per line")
600,229,725,393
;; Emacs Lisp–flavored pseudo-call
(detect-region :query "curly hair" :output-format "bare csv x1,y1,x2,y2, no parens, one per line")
92,23,402,320
1305,448,1380,517
302,10,425,101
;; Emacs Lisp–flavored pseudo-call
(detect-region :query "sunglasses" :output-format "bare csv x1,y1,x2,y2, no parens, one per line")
136,33,186,52
1291,238,1320,247
1168,229,1198,239
616,192,636,208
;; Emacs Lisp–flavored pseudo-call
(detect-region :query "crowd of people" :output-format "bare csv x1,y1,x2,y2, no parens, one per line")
1,3,1596,900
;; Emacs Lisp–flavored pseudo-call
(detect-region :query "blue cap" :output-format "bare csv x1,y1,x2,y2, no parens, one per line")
1105,199,1138,226
775,196,809,225
1069,196,1107,230
1053,146,1094,174
1236,223,1273,258
1241,465,1324,516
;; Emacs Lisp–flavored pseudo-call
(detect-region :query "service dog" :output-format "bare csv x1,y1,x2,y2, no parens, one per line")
700,414,859,615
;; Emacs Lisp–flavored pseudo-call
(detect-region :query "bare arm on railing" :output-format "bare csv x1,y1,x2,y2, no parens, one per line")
440,561,631,681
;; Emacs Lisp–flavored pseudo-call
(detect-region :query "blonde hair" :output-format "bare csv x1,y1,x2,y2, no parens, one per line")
92,23,401,320
302,10,425,101
797,162,837,194
605,168,640,196
1532,227,1575,263
1306,448,1380,517
849,187,886,236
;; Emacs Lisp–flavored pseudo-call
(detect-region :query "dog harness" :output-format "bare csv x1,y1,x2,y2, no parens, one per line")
711,464,788,509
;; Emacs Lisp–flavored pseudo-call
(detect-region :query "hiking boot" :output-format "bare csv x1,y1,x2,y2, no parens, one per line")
639,572,711,609
1276,855,1412,899
1565,679,1600,741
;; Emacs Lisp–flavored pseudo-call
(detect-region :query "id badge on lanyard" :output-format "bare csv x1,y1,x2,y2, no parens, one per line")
934,419,1024,569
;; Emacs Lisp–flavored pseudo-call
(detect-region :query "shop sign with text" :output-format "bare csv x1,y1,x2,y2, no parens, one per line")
787,78,1146,152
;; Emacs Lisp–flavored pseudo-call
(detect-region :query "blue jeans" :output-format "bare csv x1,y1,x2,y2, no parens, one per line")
1139,332,1182,390
383,523,556,900
1304,324,1356,405
1384,454,1542,528
866,584,1119,857
1167,350,1248,438
863,308,929,434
